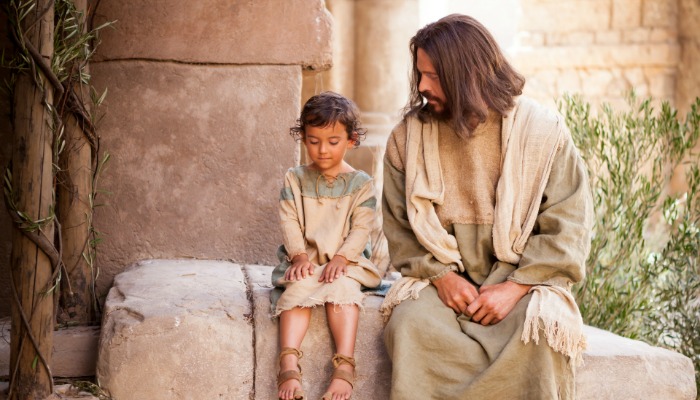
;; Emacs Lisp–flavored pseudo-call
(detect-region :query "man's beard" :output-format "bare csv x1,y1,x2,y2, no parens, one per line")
422,92,451,121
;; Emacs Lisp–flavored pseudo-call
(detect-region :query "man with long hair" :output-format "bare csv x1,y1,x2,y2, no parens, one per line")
380,14,594,399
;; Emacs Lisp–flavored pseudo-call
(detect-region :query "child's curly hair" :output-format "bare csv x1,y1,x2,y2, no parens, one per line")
289,91,367,148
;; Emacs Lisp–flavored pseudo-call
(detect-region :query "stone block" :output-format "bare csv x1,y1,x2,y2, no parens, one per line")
556,69,583,95
0,319,99,378
546,31,595,46
580,69,616,97
93,0,332,68
96,260,253,400
623,27,652,43
643,0,678,28
246,265,392,400
512,44,680,70
244,264,696,399
90,62,300,297
612,0,642,29
623,67,650,96
516,32,545,47
52,326,100,377
650,28,678,43
595,30,623,45
647,67,677,98
520,0,611,32
577,326,696,399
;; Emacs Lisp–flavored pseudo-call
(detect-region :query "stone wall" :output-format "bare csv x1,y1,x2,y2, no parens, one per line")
512,0,680,110
86,0,331,300
676,0,700,114
0,1,332,316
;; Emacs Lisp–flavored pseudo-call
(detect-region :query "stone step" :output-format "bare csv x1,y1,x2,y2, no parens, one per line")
96,261,696,399
96,260,254,399
0,319,99,378
247,265,392,400
3,260,695,399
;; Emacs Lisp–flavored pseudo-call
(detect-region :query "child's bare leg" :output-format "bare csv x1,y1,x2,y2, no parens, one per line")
278,307,311,400
324,303,359,400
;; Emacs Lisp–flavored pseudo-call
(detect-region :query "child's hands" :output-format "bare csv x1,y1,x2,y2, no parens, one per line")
319,254,349,283
285,254,314,281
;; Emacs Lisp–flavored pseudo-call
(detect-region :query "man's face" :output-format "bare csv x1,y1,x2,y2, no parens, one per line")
417,47,448,117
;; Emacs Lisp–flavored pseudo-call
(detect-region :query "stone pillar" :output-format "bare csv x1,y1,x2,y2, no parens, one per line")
310,0,419,273
354,0,419,116
88,1,332,298
676,0,700,114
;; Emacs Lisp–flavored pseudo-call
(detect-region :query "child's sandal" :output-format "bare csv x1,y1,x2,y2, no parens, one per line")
322,353,356,400
277,347,305,400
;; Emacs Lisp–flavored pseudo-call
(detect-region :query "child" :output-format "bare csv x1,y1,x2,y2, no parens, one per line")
272,92,382,400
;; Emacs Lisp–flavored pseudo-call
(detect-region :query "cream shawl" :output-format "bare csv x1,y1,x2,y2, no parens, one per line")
380,97,586,365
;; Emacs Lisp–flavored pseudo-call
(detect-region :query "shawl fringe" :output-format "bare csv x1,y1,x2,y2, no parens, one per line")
380,276,429,321
380,97,586,363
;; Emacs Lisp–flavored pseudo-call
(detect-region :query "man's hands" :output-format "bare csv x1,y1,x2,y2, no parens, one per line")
432,272,532,326
285,253,314,281
465,280,531,325
432,271,479,315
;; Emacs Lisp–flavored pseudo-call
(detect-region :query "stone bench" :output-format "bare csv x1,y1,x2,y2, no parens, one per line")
93,260,696,399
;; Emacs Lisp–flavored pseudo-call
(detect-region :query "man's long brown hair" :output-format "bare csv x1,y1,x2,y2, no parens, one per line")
405,14,525,136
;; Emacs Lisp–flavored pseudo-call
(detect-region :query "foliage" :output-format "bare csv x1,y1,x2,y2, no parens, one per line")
2,0,112,396
561,93,700,394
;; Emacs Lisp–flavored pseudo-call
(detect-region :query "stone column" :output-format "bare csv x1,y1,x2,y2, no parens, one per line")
676,0,700,114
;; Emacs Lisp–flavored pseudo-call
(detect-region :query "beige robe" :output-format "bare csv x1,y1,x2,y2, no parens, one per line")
271,165,382,316
382,101,593,399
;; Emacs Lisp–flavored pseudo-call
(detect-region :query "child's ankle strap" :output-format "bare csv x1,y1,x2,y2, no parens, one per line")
280,347,303,360
332,353,355,368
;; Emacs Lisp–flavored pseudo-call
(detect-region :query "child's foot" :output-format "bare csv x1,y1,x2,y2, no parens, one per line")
277,348,304,400
322,354,356,400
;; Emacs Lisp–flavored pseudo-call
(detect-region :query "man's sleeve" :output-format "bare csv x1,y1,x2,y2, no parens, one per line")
382,126,459,280
507,133,594,288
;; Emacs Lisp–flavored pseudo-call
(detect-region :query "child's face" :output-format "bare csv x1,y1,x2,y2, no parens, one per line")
303,122,354,176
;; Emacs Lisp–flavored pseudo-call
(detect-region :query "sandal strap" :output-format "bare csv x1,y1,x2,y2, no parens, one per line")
331,353,355,368
277,369,303,388
279,347,303,360
330,368,355,389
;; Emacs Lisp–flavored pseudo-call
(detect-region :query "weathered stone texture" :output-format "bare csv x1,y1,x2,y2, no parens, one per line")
353,0,419,114
514,0,682,108
520,0,612,32
243,264,696,400
247,265,392,400
93,0,332,68
545,31,595,46
513,44,680,70
577,326,697,400
642,0,677,28
595,30,623,45
96,260,253,400
612,0,642,29
90,62,300,298
676,0,700,114
1,319,99,378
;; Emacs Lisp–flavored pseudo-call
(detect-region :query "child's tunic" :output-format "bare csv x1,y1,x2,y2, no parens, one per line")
271,165,382,316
